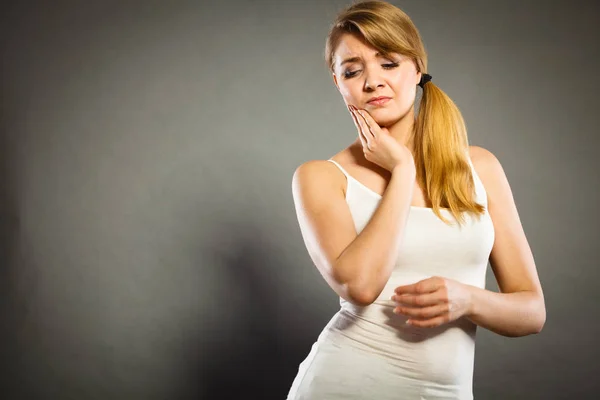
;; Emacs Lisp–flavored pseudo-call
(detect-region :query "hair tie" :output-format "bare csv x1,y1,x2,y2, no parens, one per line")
418,73,432,88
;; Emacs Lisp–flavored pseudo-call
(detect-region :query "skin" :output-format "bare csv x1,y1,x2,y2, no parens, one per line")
330,33,546,335
391,145,546,336
332,33,421,153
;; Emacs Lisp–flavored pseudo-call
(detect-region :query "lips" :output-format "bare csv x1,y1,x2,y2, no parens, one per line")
367,96,391,103
367,96,391,106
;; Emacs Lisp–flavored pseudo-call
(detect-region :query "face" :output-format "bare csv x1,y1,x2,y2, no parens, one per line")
332,33,421,127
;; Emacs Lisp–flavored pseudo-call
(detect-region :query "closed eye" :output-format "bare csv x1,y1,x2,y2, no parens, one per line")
343,62,400,79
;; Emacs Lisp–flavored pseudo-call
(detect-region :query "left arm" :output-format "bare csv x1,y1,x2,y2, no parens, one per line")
392,147,546,337
464,146,545,337
466,285,544,337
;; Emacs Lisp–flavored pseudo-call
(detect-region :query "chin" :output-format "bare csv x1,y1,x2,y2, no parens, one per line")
376,107,411,125
370,111,401,127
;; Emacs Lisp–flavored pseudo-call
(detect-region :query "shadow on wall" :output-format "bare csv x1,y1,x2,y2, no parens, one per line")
191,220,292,399
0,103,27,396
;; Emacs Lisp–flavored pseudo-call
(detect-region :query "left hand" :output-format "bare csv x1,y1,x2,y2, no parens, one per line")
391,276,473,328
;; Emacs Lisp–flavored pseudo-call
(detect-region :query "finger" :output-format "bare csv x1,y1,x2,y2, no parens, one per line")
407,314,450,328
392,291,447,307
395,278,441,295
356,109,382,139
350,107,374,142
357,126,369,150
394,303,449,319
355,109,376,140
348,106,370,148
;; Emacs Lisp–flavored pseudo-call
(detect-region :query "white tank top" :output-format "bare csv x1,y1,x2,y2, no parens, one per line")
286,156,495,400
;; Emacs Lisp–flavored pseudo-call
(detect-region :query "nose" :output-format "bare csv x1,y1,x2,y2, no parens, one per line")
364,65,384,91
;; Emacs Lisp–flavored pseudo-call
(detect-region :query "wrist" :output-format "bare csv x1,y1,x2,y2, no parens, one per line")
464,284,477,319
392,163,415,177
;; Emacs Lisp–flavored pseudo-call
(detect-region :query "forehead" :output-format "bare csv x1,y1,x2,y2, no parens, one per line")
334,34,378,59
333,33,401,66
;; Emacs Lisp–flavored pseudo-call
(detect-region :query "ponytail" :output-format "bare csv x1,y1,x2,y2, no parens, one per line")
412,79,486,226
325,0,487,226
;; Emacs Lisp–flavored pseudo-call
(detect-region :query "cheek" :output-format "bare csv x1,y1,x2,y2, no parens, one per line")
338,83,358,104
390,76,416,105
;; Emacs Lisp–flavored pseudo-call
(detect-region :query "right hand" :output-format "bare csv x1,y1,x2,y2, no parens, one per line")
347,104,414,172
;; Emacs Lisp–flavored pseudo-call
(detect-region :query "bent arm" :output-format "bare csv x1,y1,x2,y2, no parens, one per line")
293,160,416,307
464,146,546,337
465,286,545,337
333,165,415,304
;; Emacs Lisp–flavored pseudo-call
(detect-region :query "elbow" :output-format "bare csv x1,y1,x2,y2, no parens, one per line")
350,293,376,307
534,304,546,334
332,258,383,307
503,293,546,338
529,296,547,335
332,263,377,306
347,284,378,307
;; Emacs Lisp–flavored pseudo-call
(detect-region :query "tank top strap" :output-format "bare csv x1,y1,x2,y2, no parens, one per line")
465,154,488,208
328,156,487,207
326,159,351,179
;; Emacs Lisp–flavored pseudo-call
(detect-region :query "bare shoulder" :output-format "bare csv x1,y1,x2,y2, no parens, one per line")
468,145,499,170
292,159,346,199
292,142,359,198
468,145,504,192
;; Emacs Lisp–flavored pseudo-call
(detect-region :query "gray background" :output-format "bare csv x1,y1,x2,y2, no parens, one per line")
1,0,598,399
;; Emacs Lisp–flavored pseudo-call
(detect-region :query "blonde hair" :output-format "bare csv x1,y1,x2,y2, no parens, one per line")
325,0,486,226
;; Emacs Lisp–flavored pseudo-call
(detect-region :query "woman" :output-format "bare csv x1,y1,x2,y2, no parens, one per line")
287,1,546,399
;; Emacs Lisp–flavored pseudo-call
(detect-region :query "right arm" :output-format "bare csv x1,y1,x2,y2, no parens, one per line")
292,160,416,306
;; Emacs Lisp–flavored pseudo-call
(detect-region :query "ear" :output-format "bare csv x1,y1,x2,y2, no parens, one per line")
416,70,422,86
332,73,340,91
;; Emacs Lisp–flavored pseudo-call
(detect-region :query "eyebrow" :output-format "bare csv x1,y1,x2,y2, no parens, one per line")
339,52,391,67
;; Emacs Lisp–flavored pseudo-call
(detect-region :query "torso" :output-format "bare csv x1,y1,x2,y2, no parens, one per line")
288,142,494,400
329,140,485,208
